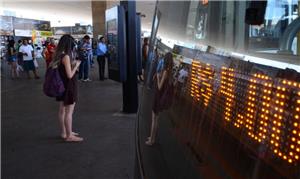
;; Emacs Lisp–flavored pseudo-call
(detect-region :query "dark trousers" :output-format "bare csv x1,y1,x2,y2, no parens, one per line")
97,55,106,80
78,59,89,80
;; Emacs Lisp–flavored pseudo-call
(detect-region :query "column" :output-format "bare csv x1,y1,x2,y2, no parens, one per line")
91,1,106,40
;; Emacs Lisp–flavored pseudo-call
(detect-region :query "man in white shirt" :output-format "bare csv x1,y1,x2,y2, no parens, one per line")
19,39,40,79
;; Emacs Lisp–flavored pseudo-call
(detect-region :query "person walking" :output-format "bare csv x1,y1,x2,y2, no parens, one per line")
78,35,92,81
146,52,174,146
7,40,19,79
96,36,107,81
52,34,83,142
18,39,40,79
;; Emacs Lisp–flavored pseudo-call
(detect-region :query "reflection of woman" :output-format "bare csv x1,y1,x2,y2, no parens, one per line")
140,38,149,81
52,34,83,142
146,52,174,146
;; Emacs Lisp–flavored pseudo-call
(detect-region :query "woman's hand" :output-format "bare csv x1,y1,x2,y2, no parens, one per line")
75,60,81,68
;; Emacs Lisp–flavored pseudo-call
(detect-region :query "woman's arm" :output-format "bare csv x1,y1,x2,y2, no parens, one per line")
157,70,168,90
62,55,81,79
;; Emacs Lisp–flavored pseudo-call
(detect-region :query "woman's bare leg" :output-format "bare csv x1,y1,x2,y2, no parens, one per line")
64,103,83,142
64,103,75,138
58,102,66,138
146,111,158,145
10,62,17,78
152,114,159,143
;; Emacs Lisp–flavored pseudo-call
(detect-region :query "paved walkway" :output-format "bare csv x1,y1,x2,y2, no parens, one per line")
2,59,135,179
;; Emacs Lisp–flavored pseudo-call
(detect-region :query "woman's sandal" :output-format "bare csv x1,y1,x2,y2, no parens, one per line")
65,135,84,142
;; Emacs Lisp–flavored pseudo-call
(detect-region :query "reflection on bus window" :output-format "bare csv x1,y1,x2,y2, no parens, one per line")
249,0,299,54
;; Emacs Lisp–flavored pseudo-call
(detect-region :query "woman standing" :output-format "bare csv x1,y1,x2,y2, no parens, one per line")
52,34,83,142
7,40,19,79
146,52,174,146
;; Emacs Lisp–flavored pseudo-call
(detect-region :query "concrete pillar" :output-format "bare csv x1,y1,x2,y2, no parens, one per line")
91,1,106,40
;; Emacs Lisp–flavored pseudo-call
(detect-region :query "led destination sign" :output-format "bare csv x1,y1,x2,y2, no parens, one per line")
189,60,300,164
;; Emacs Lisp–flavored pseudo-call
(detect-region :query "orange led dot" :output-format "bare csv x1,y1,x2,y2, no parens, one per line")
279,152,282,157
283,155,287,160
288,81,292,85
288,159,293,163
295,115,299,119
293,130,297,134
291,145,295,149
277,130,280,133
295,155,299,160
274,149,278,153
297,148,300,152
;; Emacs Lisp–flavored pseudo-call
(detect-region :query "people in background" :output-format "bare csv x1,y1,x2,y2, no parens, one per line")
16,40,23,67
89,39,94,68
140,38,149,81
19,39,39,79
78,35,92,82
44,38,56,68
175,64,189,95
52,34,83,142
146,52,174,146
7,40,19,79
96,36,107,81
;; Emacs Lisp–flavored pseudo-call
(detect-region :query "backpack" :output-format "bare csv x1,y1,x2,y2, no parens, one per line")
43,64,65,97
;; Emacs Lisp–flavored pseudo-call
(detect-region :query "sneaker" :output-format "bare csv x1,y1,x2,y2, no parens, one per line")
83,78,91,82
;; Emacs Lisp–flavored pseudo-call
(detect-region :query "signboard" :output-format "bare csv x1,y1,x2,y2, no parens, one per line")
34,20,51,31
72,26,87,35
0,16,13,35
14,29,32,37
52,27,72,35
38,31,53,37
